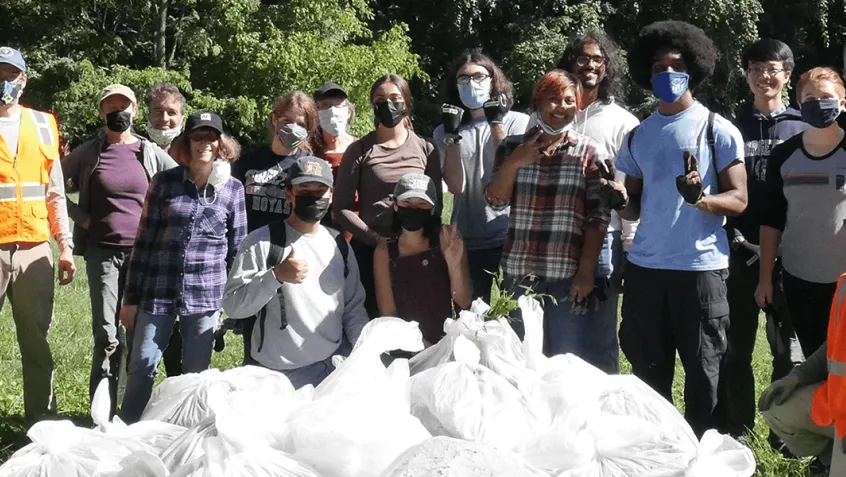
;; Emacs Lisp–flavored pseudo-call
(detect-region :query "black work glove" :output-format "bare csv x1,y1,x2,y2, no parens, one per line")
483,94,509,124
213,318,243,352
593,158,628,210
676,151,705,205
441,103,464,145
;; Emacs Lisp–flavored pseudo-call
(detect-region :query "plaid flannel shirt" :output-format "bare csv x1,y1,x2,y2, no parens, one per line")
490,130,610,282
124,167,247,316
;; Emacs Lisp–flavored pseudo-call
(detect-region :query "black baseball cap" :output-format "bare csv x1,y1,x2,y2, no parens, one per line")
286,156,334,189
314,82,348,101
185,111,224,134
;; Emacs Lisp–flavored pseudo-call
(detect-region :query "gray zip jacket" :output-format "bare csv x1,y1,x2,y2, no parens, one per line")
61,132,178,255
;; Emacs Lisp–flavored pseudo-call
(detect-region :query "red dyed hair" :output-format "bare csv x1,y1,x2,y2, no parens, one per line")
531,70,583,111
797,67,846,100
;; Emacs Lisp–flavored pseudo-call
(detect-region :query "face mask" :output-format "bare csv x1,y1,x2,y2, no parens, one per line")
318,106,349,137
294,195,330,224
208,160,231,190
530,111,572,136
801,98,843,129
106,110,133,133
0,80,23,106
277,123,308,149
374,101,407,129
652,71,690,104
396,207,431,232
146,121,182,147
458,77,491,110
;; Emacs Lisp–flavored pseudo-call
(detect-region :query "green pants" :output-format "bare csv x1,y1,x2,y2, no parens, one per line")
763,383,846,476
0,242,56,422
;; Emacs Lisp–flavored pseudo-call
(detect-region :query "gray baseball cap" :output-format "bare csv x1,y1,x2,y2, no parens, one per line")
393,173,437,207
0,47,26,72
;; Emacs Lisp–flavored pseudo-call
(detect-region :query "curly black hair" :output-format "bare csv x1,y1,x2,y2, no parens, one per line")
442,50,514,124
627,20,718,91
556,30,625,104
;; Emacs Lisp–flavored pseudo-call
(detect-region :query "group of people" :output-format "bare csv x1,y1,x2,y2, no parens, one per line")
2,17,846,475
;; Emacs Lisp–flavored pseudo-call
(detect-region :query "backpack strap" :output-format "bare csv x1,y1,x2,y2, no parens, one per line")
257,220,288,353
706,111,720,193
627,125,640,155
334,233,350,278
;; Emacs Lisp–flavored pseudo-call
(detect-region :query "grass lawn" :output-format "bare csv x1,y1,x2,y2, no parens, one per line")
0,193,812,475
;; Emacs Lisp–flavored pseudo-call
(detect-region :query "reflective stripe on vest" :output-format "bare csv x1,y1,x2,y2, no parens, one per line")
30,110,55,147
0,183,15,202
20,182,47,201
829,358,846,377
835,282,846,328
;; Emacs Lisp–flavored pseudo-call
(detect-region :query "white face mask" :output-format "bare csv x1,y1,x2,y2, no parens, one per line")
318,106,350,137
146,121,182,147
531,111,572,136
208,159,231,190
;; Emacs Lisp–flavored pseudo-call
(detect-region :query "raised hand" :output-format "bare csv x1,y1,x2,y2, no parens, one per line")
675,151,704,204
440,223,465,266
593,158,628,210
441,104,464,144
483,94,509,124
508,128,544,168
274,248,309,284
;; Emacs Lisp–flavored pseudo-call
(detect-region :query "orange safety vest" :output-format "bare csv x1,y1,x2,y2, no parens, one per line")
811,272,846,439
0,106,60,245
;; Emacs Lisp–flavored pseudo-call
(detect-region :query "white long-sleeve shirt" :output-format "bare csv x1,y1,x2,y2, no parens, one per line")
223,222,367,371
573,99,641,251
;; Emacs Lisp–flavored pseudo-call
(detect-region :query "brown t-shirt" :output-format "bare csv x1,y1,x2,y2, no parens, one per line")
333,130,442,245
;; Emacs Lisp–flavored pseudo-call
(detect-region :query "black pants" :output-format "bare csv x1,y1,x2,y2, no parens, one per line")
715,254,799,437
466,246,503,303
782,270,837,357
351,239,379,319
620,264,729,438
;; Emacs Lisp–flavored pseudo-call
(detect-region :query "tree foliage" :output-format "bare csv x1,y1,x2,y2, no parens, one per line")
1,0,844,144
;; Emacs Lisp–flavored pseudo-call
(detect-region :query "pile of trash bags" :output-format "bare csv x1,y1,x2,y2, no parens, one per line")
0,297,756,477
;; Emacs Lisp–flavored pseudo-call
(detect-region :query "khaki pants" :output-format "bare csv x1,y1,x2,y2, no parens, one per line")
0,242,56,422
762,383,846,476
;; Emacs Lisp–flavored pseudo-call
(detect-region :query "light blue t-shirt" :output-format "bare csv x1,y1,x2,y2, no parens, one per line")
615,102,744,271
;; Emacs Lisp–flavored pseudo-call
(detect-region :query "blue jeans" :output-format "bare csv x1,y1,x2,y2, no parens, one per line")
506,231,622,374
119,309,219,424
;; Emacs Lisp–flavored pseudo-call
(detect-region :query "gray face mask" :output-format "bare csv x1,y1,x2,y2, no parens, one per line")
276,123,308,149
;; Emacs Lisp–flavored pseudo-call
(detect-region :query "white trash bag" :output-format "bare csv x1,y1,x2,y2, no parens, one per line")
0,420,132,477
684,430,756,477
91,379,186,454
283,318,430,477
380,436,548,477
141,365,295,428
409,358,546,453
169,432,319,477
95,451,169,477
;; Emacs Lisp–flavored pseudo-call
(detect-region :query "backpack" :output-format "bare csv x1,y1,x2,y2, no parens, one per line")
628,111,719,191
254,220,350,354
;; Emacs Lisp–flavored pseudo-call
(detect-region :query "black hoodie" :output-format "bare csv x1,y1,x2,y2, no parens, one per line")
728,102,807,245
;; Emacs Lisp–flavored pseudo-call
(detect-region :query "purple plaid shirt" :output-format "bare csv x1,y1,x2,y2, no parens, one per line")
124,167,247,316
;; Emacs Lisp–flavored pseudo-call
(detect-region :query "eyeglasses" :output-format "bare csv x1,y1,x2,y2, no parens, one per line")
576,55,606,67
457,73,491,86
747,67,785,77
189,132,220,143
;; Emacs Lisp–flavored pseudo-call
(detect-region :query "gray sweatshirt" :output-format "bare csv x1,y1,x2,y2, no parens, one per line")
223,221,368,370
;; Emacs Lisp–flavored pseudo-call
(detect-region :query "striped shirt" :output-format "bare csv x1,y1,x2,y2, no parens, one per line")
491,130,610,281
124,167,248,316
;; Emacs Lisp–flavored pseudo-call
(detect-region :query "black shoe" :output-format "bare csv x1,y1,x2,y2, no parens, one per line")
806,457,829,477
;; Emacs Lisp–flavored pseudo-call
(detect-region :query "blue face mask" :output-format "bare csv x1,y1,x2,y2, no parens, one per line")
801,98,842,129
652,71,690,104
0,80,22,106
458,78,491,110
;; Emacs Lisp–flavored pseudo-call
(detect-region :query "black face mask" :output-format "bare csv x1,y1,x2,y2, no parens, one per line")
801,98,842,129
396,207,431,232
294,195,330,224
373,101,407,129
106,110,133,133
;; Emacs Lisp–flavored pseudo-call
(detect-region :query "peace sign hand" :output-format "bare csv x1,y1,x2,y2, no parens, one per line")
508,128,544,168
593,158,628,210
675,151,704,205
